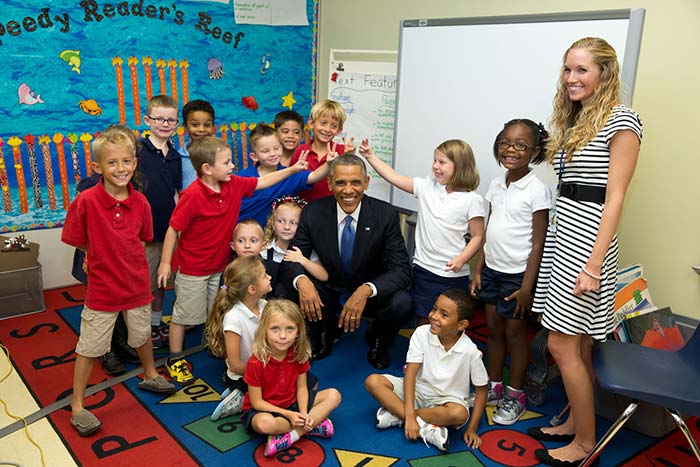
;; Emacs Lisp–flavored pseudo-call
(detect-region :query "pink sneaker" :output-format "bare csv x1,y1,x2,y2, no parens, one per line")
264,433,293,457
308,418,334,438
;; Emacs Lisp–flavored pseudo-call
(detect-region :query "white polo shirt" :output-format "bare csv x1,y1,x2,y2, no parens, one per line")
406,325,488,400
483,171,552,274
222,299,266,380
413,176,485,277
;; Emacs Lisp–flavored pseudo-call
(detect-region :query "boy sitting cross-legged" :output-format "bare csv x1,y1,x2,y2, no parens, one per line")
364,289,488,451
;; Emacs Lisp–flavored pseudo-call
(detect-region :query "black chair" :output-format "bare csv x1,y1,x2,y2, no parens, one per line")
580,324,700,466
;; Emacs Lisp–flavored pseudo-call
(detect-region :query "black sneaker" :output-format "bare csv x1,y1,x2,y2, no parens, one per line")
98,351,125,376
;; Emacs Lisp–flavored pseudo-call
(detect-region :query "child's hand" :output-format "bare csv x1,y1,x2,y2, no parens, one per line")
288,411,307,428
358,138,374,159
470,273,481,298
404,416,420,441
291,150,310,172
445,256,467,273
156,263,171,288
463,428,482,448
303,414,315,432
325,142,339,163
505,288,532,319
283,246,304,264
342,137,356,154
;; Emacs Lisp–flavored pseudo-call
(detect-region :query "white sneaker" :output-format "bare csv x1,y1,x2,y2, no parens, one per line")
375,407,403,429
419,423,449,452
211,389,244,421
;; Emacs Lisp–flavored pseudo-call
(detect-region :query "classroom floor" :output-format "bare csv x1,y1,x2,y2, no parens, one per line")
0,286,698,467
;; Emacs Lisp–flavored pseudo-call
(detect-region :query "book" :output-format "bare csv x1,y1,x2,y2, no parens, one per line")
624,306,686,351
614,277,653,315
616,263,644,292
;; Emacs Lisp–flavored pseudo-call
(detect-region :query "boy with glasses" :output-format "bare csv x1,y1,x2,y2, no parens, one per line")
139,94,182,350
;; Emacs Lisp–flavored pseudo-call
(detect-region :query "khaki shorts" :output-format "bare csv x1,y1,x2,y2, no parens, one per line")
384,374,470,427
172,271,222,325
146,242,174,290
75,305,150,358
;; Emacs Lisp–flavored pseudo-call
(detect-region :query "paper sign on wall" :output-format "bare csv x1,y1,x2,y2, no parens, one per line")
234,0,308,26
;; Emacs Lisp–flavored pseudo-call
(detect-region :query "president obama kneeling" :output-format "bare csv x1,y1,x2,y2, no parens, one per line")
279,154,413,369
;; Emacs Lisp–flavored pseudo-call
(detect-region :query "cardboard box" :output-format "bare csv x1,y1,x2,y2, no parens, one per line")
0,235,45,319
595,382,678,438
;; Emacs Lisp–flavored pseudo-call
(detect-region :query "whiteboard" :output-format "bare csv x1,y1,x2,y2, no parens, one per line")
328,49,398,202
392,9,645,212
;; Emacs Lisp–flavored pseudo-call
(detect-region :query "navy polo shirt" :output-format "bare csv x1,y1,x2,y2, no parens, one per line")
138,137,182,242
238,163,313,227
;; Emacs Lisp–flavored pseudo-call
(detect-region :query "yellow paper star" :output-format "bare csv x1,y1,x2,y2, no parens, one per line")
281,91,296,110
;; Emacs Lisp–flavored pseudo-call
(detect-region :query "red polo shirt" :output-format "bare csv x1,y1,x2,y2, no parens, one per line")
62,181,153,312
242,348,310,412
291,140,345,202
170,176,257,275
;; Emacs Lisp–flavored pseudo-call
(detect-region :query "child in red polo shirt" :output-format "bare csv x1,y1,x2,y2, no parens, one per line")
290,99,356,202
62,127,176,437
157,136,308,385
241,300,341,457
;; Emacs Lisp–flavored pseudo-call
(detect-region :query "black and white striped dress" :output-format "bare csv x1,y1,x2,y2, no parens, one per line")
532,105,643,341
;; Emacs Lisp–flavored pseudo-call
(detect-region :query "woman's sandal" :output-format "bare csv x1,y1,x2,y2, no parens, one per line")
527,426,575,443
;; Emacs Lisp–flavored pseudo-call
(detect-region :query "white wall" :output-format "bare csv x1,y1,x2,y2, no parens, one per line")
22,228,78,289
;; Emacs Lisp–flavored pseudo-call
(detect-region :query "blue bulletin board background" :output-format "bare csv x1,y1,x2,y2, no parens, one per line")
0,0,318,232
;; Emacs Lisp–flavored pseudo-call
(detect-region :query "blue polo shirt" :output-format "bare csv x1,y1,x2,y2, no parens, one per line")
138,136,182,242
238,164,313,227
179,143,198,190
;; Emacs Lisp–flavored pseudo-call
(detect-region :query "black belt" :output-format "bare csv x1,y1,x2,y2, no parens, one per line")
558,183,606,204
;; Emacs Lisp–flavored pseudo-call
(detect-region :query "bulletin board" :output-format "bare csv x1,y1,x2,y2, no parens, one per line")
0,0,319,232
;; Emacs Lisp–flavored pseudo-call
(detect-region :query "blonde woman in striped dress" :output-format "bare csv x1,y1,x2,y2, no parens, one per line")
528,37,642,466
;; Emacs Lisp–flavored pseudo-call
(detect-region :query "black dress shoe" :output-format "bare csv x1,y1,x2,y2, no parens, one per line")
534,449,599,467
367,338,390,370
99,351,125,376
527,426,575,443
113,342,140,363
311,332,332,361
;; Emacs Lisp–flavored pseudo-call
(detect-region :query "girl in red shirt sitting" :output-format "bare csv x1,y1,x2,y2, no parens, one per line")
241,299,342,457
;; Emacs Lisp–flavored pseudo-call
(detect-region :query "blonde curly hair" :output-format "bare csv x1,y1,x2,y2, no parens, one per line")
547,37,621,163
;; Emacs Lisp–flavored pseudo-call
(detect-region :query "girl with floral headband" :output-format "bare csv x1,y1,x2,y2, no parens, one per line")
262,196,328,297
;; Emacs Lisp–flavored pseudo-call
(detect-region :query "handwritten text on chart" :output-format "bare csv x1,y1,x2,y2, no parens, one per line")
335,74,397,90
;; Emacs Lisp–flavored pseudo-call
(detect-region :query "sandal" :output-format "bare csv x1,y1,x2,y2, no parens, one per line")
71,409,102,436
527,426,575,443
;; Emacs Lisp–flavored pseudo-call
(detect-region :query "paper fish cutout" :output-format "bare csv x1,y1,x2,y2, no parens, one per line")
18,83,44,105
260,53,271,74
59,49,81,74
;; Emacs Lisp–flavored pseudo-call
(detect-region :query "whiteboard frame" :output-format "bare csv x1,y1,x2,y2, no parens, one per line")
392,9,645,213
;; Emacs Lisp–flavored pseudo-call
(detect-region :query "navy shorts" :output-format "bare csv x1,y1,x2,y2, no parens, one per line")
240,372,319,434
475,266,525,319
222,371,248,393
411,264,470,318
